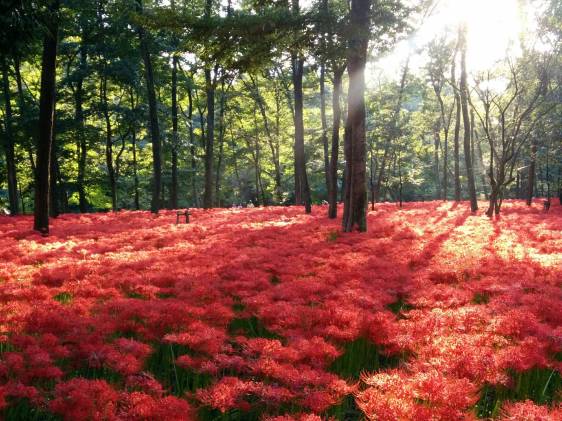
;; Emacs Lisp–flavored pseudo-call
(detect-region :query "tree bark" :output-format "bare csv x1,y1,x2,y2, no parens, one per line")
137,0,161,213
320,62,329,196
433,124,441,199
215,84,227,206
328,67,344,218
203,68,215,208
75,44,88,212
100,71,117,211
292,55,311,213
459,24,477,212
342,0,370,232
1,57,18,215
291,0,311,213
170,53,179,209
34,0,59,234
527,136,537,205
186,83,198,206
452,49,461,202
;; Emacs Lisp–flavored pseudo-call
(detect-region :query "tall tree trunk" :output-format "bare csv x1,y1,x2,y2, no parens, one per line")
342,0,370,232
320,62,330,196
203,68,215,208
292,55,311,213
34,0,59,234
187,84,198,206
452,50,461,202
170,53,179,209
75,44,88,212
215,84,227,206
137,0,161,213
291,0,311,213
527,135,537,205
459,24,477,212
1,57,18,215
170,0,179,209
328,67,344,218
101,72,117,211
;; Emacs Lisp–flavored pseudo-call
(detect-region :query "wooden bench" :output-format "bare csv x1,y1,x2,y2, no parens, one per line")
176,209,191,224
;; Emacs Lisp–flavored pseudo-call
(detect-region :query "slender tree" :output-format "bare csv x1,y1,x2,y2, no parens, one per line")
1,57,18,215
137,0,162,213
34,0,60,233
291,0,311,213
459,23,477,212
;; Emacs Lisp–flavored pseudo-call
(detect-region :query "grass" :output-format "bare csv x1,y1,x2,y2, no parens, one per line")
53,292,72,305
145,342,212,396
2,399,60,421
228,317,282,340
475,366,562,418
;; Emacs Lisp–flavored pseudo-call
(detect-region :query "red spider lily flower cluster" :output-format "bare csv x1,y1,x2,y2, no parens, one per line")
0,200,560,419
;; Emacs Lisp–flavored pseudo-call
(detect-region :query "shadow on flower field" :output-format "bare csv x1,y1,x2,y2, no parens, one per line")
0,200,560,420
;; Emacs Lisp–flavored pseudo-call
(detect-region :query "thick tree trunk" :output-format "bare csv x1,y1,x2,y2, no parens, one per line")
328,68,344,218
170,54,179,209
1,57,18,215
342,0,370,232
203,68,215,208
459,24,477,212
34,0,59,234
137,0,162,213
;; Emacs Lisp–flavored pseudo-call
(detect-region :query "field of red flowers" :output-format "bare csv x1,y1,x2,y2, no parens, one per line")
0,200,560,420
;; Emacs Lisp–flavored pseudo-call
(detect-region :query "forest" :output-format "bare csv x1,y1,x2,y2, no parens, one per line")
0,0,561,420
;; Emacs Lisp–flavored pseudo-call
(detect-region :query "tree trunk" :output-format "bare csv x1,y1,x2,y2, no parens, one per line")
342,0,370,232
320,62,330,196
170,54,179,209
527,135,537,205
452,50,461,202
292,55,311,213
75,44,88,212
459,24,477,212
1,57,18,215
187,84,198,206
433,124,441,200
101,72,117,211
137,0,162,213
215,84,227,206
203,68,215,208
34,0,59,234
328,67,344,218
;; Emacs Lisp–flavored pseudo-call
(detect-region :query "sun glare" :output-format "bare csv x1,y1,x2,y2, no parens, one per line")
369,0,546,85
440,0,525,70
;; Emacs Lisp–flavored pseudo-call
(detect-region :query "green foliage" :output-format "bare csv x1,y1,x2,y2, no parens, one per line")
475,367,562,418
329,337,400,380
